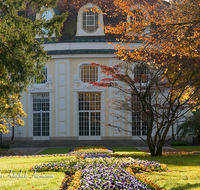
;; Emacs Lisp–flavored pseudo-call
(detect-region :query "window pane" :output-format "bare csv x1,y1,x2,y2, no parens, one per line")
132,93,149,136
33,93,50,137
134,63,149,83
82,9,98,33
81,65,98,83
79,93,101,136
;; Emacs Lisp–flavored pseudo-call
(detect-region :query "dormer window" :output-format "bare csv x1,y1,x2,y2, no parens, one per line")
76,3,105,37
42,10,53,20
83,10,98,33
41,10,53,34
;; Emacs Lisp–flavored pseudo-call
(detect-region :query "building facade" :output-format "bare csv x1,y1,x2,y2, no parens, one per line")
3,2,182,142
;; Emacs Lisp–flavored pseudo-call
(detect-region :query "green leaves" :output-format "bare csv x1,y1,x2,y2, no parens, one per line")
0,0,68,98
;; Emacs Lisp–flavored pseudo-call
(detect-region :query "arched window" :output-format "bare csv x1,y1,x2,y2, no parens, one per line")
134,63,149,83
81,65,98,83
83,10,98,33
35,66,48,84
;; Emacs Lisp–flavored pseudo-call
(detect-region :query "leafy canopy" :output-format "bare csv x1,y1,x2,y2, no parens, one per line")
0,0,68,132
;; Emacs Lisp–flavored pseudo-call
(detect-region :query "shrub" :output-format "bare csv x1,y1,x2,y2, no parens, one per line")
171,142,187,146
0,144,10,149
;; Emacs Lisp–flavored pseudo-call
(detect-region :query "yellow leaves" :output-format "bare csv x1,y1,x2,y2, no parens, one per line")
0,94,26,134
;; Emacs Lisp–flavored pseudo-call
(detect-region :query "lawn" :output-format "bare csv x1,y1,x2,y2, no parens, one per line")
0,155,75,190
109,147,200,190
0,147,200,190
139,155,200,190
110,146,149,156
37,148,72,155
171,146,200,152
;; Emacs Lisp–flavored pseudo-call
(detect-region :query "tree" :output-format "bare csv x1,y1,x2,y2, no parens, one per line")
0,0,68,132
0,94,27,134
179,110,200,138
89,0,200,156
0,0,68,101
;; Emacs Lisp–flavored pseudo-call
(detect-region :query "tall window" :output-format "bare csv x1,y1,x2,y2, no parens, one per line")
81,65,98,83
83,10,98,33
134,63,149,83
35,67,47,84
131,93,150,136
33,94,49,136
79,93,101,136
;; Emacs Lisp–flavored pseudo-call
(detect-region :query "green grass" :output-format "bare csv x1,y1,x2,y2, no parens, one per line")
109,146,149,156
0,156,75,190
110,147,200,189
37,148,72,155
172,146,200,152
1,147,200,189
137,154,200,190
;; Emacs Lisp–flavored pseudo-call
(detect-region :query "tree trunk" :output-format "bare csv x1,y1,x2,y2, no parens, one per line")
156,145,163,156
148,141,163,156
147,141,157,156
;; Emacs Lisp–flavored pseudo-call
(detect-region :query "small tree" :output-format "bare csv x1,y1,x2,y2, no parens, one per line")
88,0,200,156
90,53,200,156
0,94,26,134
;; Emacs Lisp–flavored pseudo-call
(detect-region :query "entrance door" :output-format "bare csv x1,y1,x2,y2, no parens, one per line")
78,93,101,139
33,94,49,140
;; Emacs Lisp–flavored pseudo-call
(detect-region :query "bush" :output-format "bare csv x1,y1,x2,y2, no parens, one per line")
0,144,10,149
171,142,187,146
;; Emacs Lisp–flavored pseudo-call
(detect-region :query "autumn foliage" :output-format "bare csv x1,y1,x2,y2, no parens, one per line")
88,0,200,156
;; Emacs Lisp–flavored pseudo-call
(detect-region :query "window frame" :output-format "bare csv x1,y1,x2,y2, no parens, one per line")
78,92,101,136
134,63,149,83
80,64,98,83
41,10,53,34
76,3,105,37
131,92,150,136
82,9,99,33
78,62,100,85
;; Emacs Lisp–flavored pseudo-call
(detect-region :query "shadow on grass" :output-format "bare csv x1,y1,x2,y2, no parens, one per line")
169,183,200,190
136,154,200,167
37,148,72,155
109,147,142,152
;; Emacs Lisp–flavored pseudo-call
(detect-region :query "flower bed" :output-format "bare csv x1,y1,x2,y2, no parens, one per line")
80,163,150,189
31,147,166,189
69,146,113,154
